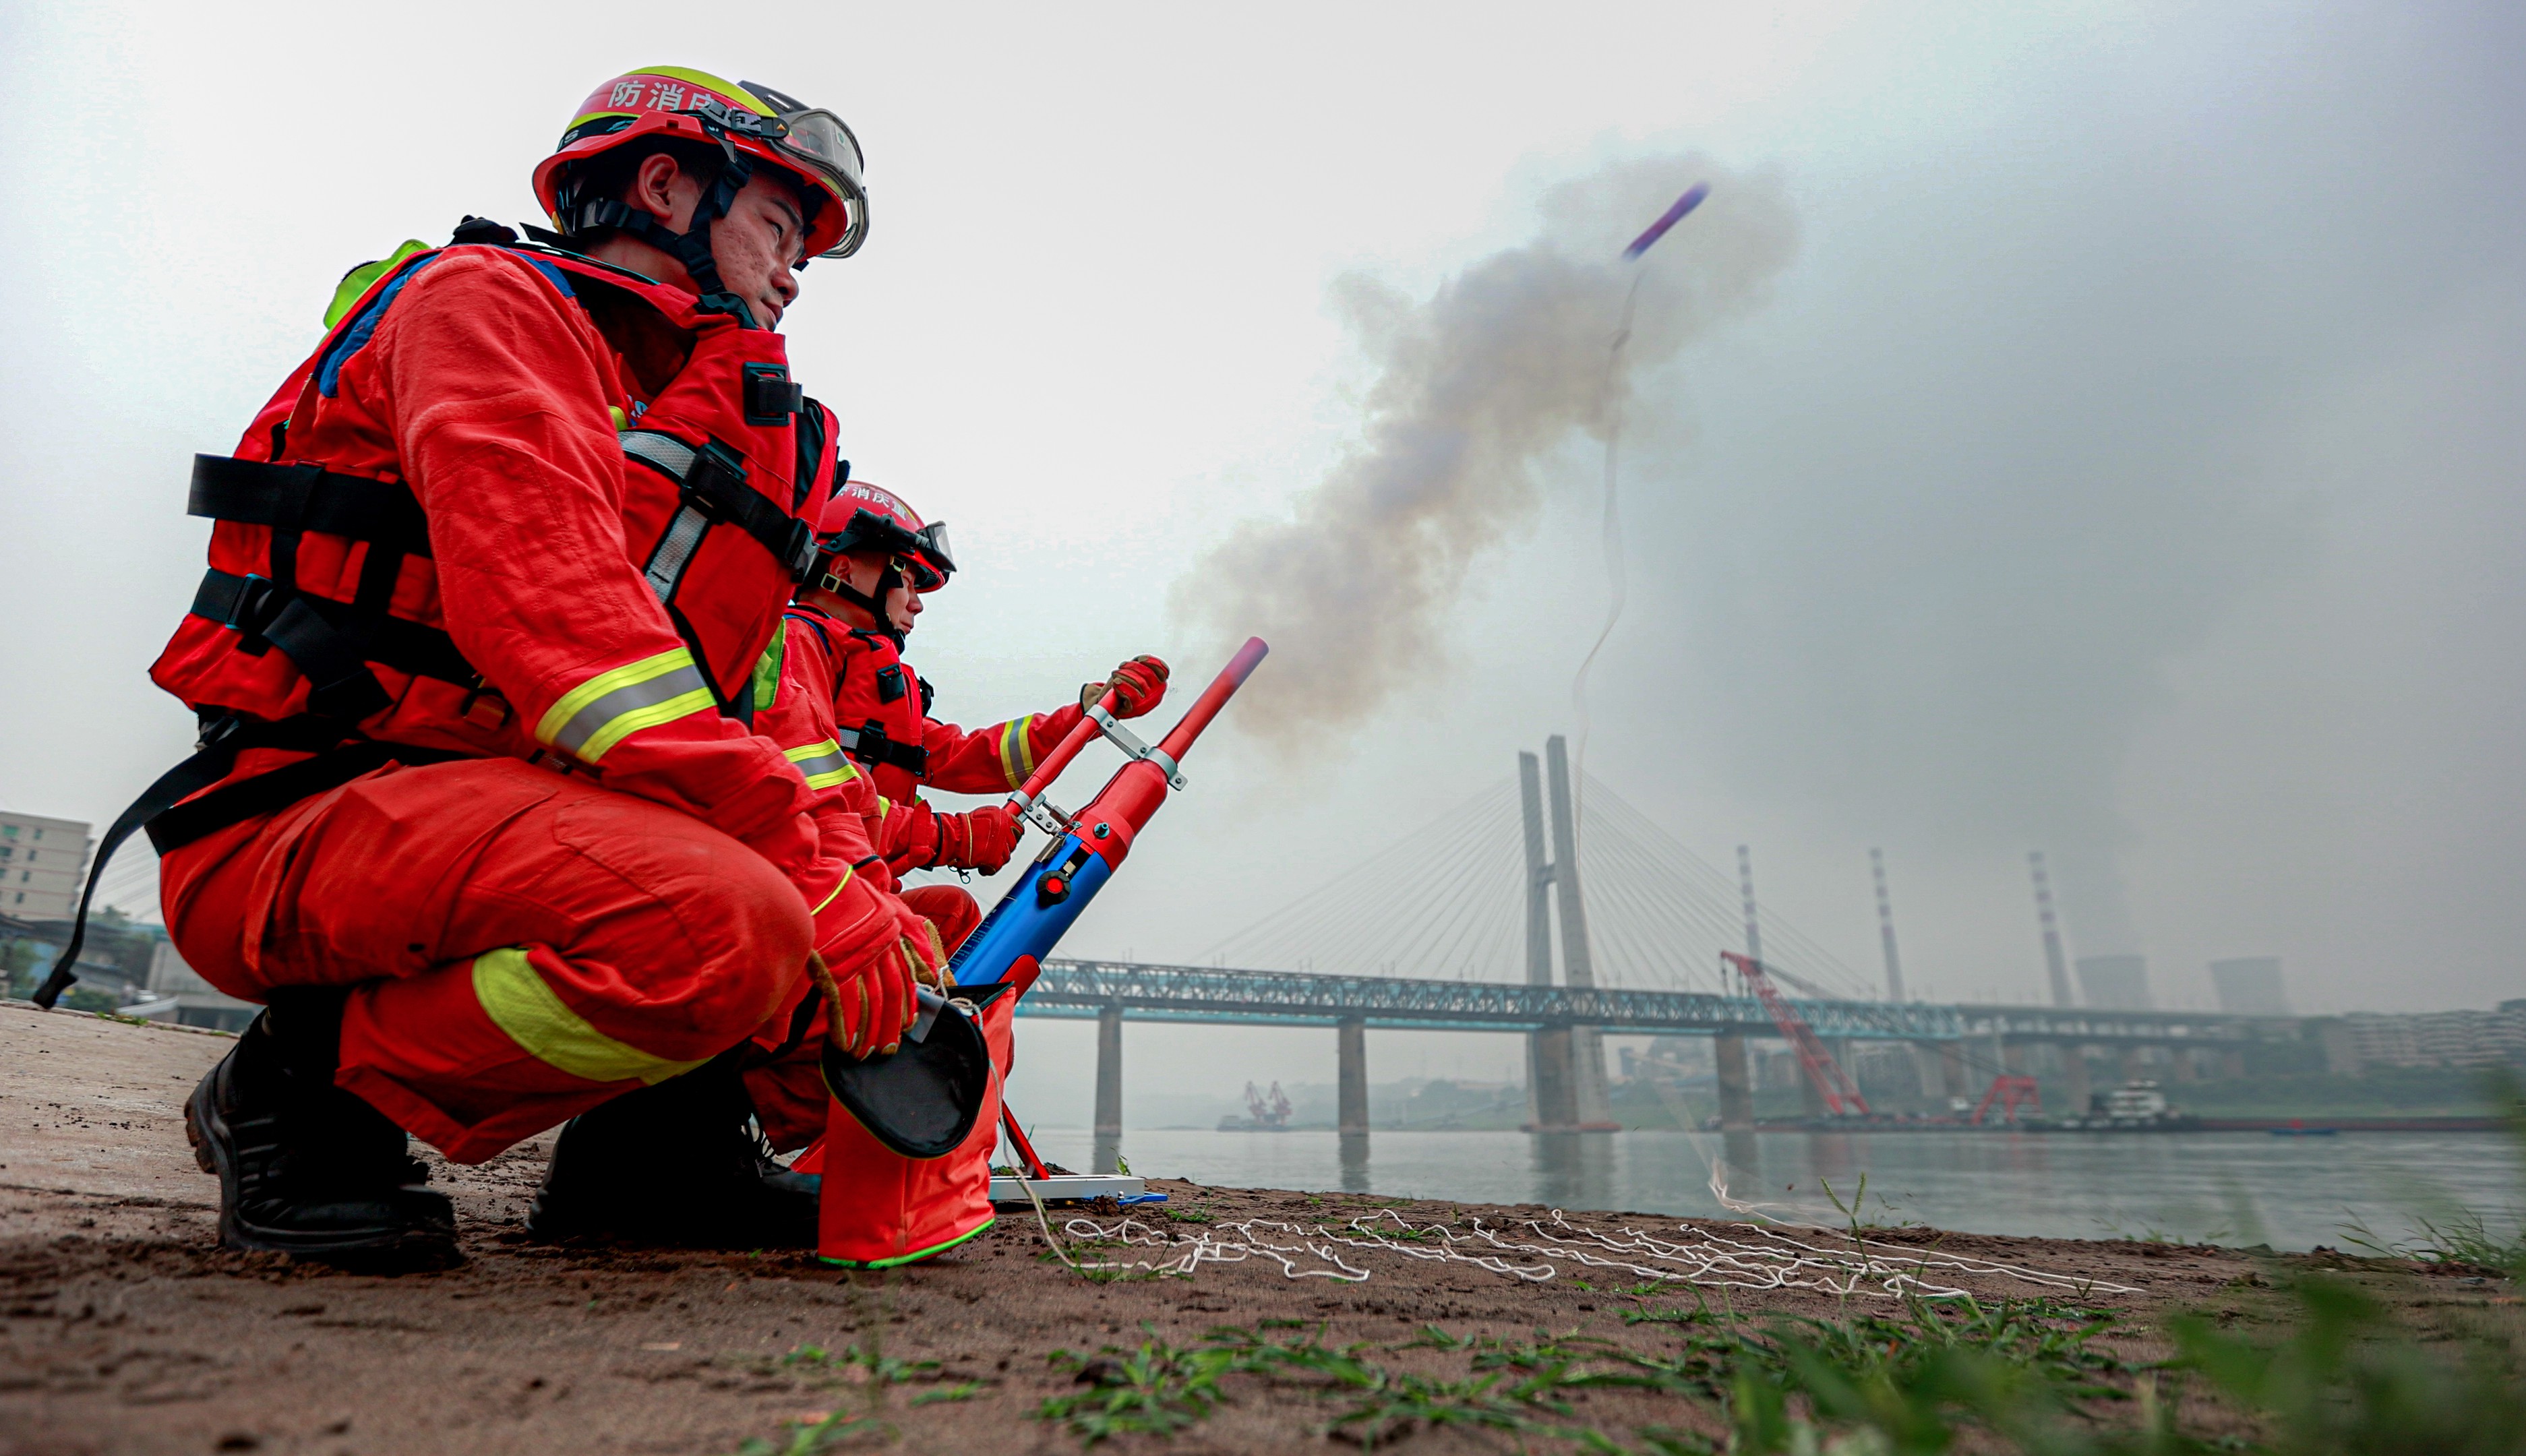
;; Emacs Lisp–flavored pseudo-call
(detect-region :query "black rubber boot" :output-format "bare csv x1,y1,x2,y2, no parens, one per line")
527,1056,819,1249
184,988,458,1269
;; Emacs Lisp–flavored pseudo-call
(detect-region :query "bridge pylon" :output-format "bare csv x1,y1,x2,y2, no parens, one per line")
1519,737,1616,1131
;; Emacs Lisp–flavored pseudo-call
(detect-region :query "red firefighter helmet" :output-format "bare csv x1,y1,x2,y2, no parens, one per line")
534,66,868,261
812,480,955,595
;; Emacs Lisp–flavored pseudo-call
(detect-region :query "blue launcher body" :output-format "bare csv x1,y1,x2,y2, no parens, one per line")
948,831,1115,986
940,636,1267,992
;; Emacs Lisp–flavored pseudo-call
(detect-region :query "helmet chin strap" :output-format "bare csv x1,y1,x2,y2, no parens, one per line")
558,119,764,326
822,563,908,648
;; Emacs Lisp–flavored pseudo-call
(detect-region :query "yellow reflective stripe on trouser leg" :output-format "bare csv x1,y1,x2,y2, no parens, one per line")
785,738,859,790
536,648,717,763
471,948,710,1086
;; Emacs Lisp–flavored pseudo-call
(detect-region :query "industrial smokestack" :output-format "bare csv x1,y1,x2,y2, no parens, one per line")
1870,847,1905,1002
2028,851,2075,1007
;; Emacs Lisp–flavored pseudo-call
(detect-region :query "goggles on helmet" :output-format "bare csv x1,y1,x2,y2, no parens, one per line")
731,82,868,258
818,509,955,592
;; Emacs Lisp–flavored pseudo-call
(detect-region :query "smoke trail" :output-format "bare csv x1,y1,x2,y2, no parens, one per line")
1173,154,1797,748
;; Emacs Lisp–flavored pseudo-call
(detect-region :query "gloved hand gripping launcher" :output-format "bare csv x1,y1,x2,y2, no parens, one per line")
819,638,1266,1162
956,636,1269,990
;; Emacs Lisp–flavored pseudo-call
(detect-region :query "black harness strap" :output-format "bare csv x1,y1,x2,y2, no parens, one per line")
187,454,432,557
146,739,460,855
622,430,818,605
28,716,449,1010
837,718,929,775
190,570,477,720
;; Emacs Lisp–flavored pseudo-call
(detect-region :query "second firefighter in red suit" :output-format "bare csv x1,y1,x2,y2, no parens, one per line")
748,479,1163,1265
784,478,1170,946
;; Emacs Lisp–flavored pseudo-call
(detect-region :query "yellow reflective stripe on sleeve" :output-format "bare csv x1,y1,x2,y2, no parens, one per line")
535,648,716,764
785,738,858,790
470,948,708,1086
996,716,1042,789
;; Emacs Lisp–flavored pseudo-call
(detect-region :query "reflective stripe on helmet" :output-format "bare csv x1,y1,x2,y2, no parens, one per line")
537,648,715,762
541,67,864,260
471,947,709,1085
785,737,858,790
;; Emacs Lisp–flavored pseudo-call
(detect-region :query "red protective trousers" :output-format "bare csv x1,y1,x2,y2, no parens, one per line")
162,756,812,1165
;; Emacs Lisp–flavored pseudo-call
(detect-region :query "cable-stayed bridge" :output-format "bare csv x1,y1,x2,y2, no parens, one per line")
1009,737,2273,1159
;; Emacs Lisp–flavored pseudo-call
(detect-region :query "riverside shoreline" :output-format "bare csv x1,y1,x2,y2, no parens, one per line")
3,1002,2510,1455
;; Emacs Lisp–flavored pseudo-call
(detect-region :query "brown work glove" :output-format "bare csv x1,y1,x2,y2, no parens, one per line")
1081,655,1170,719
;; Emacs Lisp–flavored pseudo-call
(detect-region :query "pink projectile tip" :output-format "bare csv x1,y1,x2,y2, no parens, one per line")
1623,182,1710,261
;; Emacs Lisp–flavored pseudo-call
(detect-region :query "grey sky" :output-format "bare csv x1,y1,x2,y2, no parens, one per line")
1,3,2518,1114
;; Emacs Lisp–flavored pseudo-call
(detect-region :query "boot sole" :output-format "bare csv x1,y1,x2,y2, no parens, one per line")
185,1060,460,1271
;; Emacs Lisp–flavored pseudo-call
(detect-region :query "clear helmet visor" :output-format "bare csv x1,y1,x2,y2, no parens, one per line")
742,82,868,257
916,521,954,575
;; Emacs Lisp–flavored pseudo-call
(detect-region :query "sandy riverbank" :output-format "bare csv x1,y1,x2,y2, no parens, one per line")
2,1002,2507,1455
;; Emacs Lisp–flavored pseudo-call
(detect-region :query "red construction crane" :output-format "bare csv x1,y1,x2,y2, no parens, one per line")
1971,1075,2042,1126
1721,950,1871,1117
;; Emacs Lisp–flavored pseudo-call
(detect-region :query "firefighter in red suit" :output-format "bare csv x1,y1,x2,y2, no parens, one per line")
113,69,944,1267
781,480,1168,936
740,481,1164,1167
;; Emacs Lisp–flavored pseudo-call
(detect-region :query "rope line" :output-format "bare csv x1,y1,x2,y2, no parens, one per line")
1050,1207,2136,1299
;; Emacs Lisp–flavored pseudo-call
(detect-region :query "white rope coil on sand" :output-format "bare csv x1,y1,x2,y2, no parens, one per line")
1049,1208,2138,1299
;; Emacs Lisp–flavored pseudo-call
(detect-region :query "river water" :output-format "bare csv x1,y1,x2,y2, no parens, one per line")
1021,1127,2522,1252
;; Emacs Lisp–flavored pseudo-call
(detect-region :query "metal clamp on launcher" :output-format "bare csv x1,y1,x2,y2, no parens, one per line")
943,636,1269,1209
1009,787,1075,840
1085,702,1186,790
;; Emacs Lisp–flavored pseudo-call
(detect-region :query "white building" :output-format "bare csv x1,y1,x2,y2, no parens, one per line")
0,811,92,921
2332,1006,2526,1070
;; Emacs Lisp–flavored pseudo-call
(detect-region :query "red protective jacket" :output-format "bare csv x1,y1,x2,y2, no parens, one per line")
745,615,889,890
783,604,1081,869
148,242,893,966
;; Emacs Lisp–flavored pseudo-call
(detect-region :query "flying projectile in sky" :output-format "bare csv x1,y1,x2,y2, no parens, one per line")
1623,181,1710,260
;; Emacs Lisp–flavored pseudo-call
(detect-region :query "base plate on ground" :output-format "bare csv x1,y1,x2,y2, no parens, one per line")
989,1174,1151,1205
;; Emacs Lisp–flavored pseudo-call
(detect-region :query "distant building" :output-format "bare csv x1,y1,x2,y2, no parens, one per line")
2208,957,2289,1016
124,938,257,1032
0,811,92,921
2076,954,2151,1010
2326,1006,2526,1071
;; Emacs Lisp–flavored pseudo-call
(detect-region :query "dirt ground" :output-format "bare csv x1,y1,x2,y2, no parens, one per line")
3,1002,2509,1456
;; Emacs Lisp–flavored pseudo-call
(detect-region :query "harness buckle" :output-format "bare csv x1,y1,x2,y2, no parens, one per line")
218,574,278,632
742,363,803,425
781,519,817,582
676,441,750,522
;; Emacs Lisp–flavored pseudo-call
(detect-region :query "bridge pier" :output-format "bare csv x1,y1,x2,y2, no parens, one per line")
2169,1045,2198,1083
1337,1018,1369,1136
2060,1045,2093,1116
1713,1031,1754,1130
1797,1046,1828,1118
1911,1043,1946,1100
1529,1026,1579,1129
2119,1045,2147,1084
1939,1042,1968,1102
2221,1048,2246,1079
1093,1003,1123,1173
